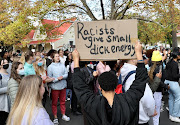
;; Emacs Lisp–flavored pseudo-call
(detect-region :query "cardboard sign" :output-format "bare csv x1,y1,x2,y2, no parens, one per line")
74,19,138,61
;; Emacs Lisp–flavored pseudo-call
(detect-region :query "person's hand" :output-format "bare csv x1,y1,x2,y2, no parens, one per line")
42,76,47,81
135,41,143,61
93,71,98,77
50,77,55,81
58,76,63,81
72,49,80,68
151,110,157,117
156,71,162,79
72,49,80,61
45,77,55,83
163,49,166,55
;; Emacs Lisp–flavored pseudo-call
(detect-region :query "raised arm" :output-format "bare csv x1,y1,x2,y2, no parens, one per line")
124,41,149,109
72,50,96,106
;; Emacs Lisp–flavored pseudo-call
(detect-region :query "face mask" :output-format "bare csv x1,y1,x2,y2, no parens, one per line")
18,69,25,76
41,55,44,58
38,62,43,67
3,64,9,69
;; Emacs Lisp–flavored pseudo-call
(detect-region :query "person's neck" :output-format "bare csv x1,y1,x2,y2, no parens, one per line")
60,55,63,58
127,61,136,66
55,61,59,63
102,91,115,107
27,60,32,64
173,58,178,62
0,68,7,74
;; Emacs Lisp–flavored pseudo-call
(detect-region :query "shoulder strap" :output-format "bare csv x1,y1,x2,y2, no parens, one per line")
118,74,122,85
122,70,136,86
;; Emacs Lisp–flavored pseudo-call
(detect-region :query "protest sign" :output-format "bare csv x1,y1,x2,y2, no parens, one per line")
74,19,138,61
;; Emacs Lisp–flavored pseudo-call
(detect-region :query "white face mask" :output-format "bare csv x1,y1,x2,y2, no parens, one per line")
18,69,25,76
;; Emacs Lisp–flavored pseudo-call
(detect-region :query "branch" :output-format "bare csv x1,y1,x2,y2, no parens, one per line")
129,16,168,29
46,20,75,33
112,0,128,19
110,0,115,19
54,4,88,14
100,0,105,19
116,0,132,20
80,0,97,20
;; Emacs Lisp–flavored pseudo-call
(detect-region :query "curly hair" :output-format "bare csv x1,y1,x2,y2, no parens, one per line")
98,71,118,91
10,62,22,84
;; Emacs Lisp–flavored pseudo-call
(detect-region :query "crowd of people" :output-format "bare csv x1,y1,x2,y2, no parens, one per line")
0,42,180,125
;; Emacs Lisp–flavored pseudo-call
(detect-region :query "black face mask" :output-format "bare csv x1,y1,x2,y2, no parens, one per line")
3,64,9,69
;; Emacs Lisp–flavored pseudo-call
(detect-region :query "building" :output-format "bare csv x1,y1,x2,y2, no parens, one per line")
177,27,180,47
14,18,76,52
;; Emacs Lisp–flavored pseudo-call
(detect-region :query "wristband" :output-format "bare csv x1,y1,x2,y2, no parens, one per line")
137,60,144,62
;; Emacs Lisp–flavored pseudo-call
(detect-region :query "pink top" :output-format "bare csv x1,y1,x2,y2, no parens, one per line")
96,61,111,75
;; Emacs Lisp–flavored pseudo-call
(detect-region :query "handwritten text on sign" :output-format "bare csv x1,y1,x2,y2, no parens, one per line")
74,20,138,60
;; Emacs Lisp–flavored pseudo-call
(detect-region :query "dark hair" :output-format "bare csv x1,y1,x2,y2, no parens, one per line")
10,62,22,84
98,72,118,91
47,49,57,57
171,47,180,59
106,61,117,70
25,50,33,62
58,49,63,54
1,51,8,58
16,50,21,53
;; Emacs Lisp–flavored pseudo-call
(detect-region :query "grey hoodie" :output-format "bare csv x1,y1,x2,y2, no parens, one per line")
47,62,68,90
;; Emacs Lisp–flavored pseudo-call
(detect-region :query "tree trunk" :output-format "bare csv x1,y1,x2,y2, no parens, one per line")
172,29,177,48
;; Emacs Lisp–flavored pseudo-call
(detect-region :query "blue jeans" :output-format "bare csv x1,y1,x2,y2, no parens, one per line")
165,80,180,117
66,89,72,104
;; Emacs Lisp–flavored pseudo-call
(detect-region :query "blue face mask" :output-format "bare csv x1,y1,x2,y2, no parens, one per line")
41,55,44,59
38,62,43,66
18,69,25,76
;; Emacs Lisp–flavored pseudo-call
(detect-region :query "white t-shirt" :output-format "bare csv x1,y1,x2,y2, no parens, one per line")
60,56,67,65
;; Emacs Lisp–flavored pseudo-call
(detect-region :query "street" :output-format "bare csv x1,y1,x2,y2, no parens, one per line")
45,94,179,125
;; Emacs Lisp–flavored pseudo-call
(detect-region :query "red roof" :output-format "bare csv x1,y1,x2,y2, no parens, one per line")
42,18,76,37
23,18,76,43
29,38,62,45
24,30,35,39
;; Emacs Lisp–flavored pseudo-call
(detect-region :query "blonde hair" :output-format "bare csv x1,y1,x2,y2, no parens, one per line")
33,56,46,76
6,75,43,125
13,57,20,62
19,52,25,65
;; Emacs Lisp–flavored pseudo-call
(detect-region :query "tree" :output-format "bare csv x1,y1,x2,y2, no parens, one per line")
0,0,65,46
133,0,180,48
0,0,179,47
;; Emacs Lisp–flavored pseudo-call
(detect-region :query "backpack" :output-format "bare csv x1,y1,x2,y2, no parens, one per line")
115,70,136,94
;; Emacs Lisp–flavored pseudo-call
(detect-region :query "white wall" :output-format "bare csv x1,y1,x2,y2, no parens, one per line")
177,37,180,47
54,25,75,50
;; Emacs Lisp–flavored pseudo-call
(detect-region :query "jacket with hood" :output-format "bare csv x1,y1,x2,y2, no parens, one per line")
121,63,155,124
73,63,148,125
47,62,68,90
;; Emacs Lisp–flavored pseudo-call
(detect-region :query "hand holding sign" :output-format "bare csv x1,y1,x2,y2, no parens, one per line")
135,41,143,61
72,49,80,68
